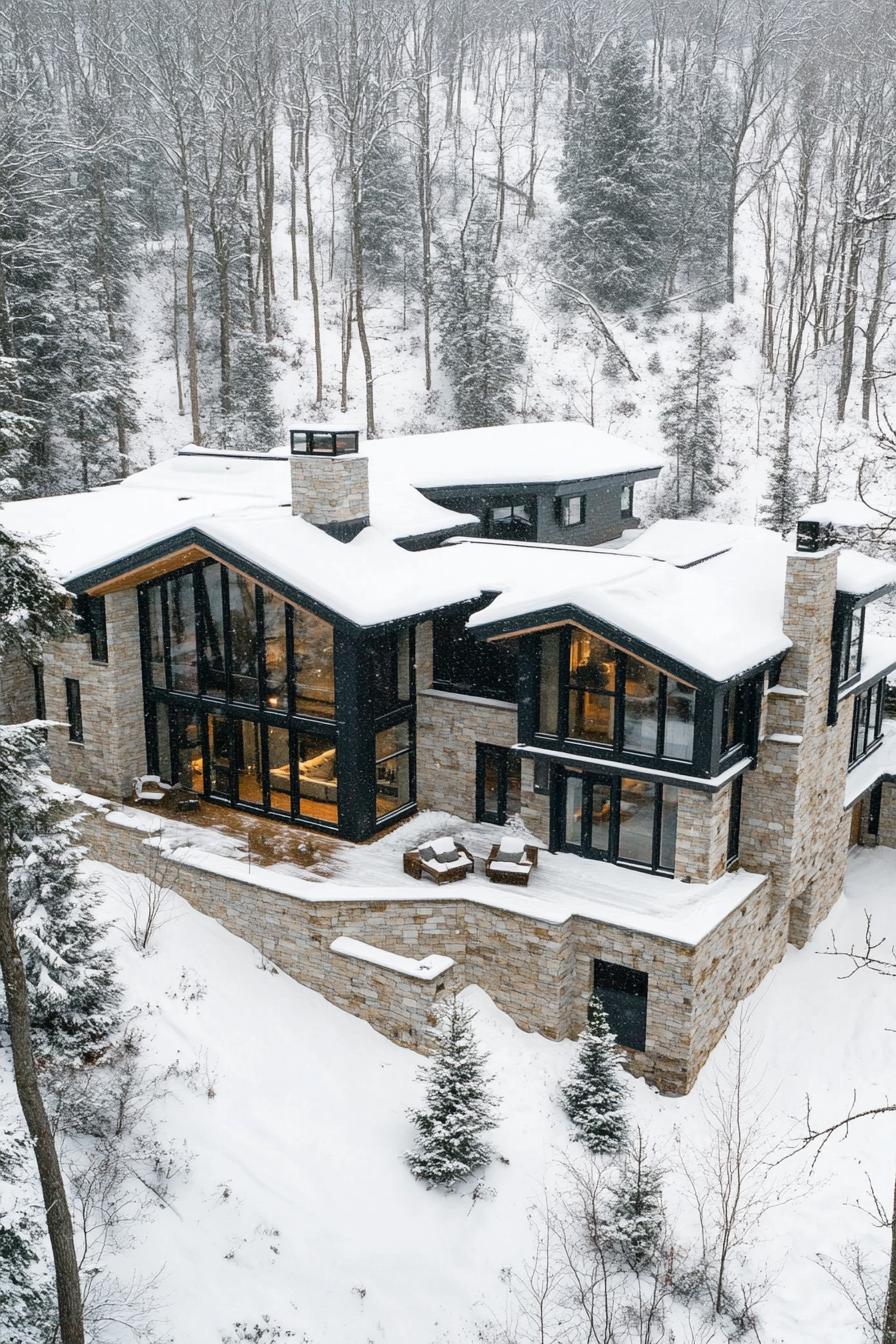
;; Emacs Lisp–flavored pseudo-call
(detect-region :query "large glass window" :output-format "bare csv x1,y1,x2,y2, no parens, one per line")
370,629,413,718
375,723,412,818
266,725,292,814
562,770,681,875
293,606,335,717
840,606,865,685
297,733,338,825
155,702,172,783
262,590,288,712
568,631,616,744
207,713,232,798
236,718,263,807
623,661,660,755
849,679,885,767
664,679,696,762
229,572,259,704
617,779,656,866
539,631,561,735
198,564,227,698
538,628,699,766
169,571,198,693
476,744,522,826
174,708,202,791
147,585,166,689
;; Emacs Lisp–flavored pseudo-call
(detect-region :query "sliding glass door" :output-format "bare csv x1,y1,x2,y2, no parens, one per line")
561,770,679,875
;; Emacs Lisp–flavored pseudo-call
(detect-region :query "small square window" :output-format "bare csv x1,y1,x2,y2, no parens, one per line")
559,494,585,528
65,678,83,743
620,484,634,518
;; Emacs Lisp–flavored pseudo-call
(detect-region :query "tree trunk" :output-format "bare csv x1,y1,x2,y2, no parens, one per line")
837,227,863,421
861,222,888,423
182,186,202,444
350,171,376,436
289,118,300,303
303,87,324,405
884,1173,896,1344
172,238,185,418
0,861,85,1344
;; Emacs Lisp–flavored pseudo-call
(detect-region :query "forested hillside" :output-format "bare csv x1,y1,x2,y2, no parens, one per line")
2,0,895,532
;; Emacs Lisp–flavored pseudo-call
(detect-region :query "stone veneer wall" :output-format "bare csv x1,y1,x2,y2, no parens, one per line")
44,590,147,798
289,454,369,526
674,785,732,883
738,550,853,948
0,652,37,723
78,807,774,1095
873,781,896,846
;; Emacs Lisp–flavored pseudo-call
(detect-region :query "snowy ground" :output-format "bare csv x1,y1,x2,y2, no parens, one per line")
4,844,893,1343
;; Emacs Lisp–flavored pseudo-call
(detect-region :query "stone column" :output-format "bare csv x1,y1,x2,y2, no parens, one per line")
738,547,852,946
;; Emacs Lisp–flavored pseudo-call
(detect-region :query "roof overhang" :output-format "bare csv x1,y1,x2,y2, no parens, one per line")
63,527,472,635
471,601,787,690
416,466,661,500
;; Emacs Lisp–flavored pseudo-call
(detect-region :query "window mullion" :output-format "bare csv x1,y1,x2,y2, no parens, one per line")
221,565,232,702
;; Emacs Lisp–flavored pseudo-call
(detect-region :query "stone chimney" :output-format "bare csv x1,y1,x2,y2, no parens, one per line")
738,525,851,949
288,426,370,540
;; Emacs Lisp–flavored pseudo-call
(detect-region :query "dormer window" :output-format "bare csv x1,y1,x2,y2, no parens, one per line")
290,428,359,456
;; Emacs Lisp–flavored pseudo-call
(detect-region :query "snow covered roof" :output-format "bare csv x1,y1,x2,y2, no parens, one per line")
801,498,885,529
464,529,792,682
362,421,664,489
836,548,896,597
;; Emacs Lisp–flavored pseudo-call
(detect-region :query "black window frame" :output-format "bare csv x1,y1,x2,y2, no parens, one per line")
536,627,703,771
75,593,108,663
557,494,586,529
558,768,680,876
485,497,536,541
839,604,866,688
32,663,45,720
64,677,83,743
592,959,647,1052
475,744,522,825
849,678,886,768
726,775,743,868
620,484,634,519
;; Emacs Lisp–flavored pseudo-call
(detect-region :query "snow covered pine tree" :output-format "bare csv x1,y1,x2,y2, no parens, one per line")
9,818,121,1064
406,995,500,1189
606,1131,665,1271
561,993,627,1154
659,316,724,516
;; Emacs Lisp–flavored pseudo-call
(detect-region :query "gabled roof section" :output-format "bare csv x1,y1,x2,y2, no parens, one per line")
464,528,793,684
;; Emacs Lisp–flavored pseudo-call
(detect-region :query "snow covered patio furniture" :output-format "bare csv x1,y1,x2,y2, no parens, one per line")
132,774,168,804
403,837,475,885
484,837,539,887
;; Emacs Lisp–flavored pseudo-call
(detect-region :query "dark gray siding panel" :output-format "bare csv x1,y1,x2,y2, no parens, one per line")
536,484,633,545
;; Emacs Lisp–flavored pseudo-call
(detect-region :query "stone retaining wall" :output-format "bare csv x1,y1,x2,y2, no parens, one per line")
79,808,774,1095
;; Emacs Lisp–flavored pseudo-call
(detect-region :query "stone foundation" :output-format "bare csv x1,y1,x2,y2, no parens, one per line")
79,807,774,1095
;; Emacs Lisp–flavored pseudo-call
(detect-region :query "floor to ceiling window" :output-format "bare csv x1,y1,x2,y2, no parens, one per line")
140,559,342,832
560,769,680,875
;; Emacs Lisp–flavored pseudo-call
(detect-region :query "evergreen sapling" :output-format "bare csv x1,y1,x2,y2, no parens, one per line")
561,994,627,1154
659,316,724,515
606,1131,665,1271
406,995,500,1189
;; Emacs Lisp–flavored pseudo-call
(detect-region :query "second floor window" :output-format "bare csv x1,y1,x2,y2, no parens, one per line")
559,495,585,528
849,679,885,767
620,484,634,518
538,628,697,764
840,606,865,685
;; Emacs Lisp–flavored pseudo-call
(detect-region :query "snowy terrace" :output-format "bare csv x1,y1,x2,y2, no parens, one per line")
65,787,765,950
